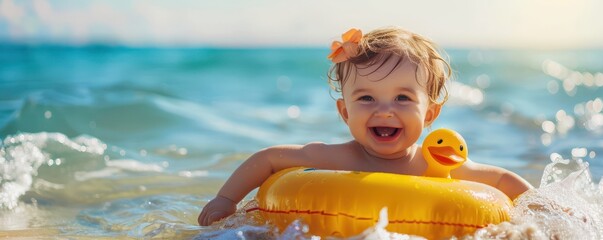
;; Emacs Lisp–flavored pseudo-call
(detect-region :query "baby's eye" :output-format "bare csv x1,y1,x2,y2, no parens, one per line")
396,94,411,101
357,95,374,101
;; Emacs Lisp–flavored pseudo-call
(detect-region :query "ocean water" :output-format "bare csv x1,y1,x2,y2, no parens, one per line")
1,45,602,239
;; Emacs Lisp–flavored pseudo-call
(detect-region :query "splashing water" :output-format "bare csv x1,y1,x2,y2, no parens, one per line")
0,132,106,210
0,133,206,238
470,154,603,240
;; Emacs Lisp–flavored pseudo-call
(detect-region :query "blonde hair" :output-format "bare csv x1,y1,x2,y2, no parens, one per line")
327,26,452,104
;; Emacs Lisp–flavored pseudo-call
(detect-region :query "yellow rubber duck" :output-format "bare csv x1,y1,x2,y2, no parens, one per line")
422,128,468,178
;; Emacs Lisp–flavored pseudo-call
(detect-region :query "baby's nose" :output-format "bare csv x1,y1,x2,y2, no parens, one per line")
374,104,394,118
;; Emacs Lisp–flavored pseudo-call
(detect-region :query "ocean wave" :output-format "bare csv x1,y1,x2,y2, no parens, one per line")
0,87,305,150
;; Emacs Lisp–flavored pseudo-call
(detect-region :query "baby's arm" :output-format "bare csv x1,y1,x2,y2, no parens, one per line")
495,169,534,200
197,147,274,226
198,143,330,226
452,160,533,200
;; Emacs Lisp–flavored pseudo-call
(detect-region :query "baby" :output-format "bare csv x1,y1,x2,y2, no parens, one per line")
198,26,533,226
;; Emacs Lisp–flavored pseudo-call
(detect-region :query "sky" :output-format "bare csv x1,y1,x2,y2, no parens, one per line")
1,0,602,49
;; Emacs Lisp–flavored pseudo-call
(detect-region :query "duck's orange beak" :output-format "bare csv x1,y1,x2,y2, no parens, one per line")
428,146,465,166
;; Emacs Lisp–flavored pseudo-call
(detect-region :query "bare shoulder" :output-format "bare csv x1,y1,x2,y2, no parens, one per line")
260,142,336,156
453,160,533,200
300,141,357,166
258,142,352,171
257,143,319,163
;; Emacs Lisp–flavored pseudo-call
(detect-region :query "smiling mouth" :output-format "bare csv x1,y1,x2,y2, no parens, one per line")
371,127,401,140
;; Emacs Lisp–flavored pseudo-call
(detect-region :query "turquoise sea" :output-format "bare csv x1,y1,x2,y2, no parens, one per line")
1,45,602,239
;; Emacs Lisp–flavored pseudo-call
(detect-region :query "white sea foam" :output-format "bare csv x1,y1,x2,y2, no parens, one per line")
74,159,164,181
0,132,106,209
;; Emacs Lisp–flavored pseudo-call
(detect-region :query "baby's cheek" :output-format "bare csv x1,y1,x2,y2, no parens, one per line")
353,104,374,112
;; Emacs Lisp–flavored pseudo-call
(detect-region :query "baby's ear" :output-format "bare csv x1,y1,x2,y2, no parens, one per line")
424,103,441,126
336,98,349,123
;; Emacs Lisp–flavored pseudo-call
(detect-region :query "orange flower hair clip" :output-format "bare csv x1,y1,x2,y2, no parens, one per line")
327,28,362,63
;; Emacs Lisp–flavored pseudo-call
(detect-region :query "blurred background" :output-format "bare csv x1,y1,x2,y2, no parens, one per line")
2,0,603,48
1,0,602,239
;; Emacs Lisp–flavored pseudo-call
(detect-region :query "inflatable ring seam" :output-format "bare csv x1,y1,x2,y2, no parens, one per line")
253,207,487,229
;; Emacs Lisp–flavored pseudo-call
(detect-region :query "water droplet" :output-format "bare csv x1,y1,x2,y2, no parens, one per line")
541,121,556,133
571,148,588,158
287,105,301,119
178,147,188,155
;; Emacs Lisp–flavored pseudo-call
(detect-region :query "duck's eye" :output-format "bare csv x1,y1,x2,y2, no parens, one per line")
437,139,443,144
460,145,464,151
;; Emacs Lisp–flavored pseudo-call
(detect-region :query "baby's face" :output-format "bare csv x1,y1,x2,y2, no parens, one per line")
337,57,439,159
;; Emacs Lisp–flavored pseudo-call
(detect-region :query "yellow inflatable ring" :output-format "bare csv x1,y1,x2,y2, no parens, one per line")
256,167,512,238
